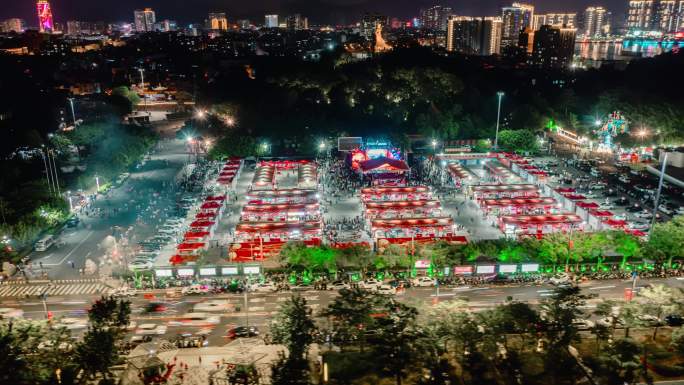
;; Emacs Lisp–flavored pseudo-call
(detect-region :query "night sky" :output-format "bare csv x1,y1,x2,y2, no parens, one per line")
3,0,628,26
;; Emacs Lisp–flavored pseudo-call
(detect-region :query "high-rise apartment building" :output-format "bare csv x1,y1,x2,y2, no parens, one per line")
37,0,54,33
154,19,176,32
134,8,156,32
655,0,679,32
361,13,388,39
627,1,656,30
531,24,576,68
265,14,279,28
677,1,684,30
501,3,535,46
533,13,576,29
286,14,308,31
208,13,228,30
583,7,610,37
446,16,502,55
1,18,26,33
627,0,684,32
420,5,453,31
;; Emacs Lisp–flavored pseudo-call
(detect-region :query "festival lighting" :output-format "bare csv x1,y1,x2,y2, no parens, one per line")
37,0,54,33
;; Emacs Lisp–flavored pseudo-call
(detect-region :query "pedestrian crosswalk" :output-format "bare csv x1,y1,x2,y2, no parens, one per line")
0,283,109,297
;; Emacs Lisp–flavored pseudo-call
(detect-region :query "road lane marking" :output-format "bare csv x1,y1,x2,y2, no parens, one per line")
588,285,616,290
41,230,95,266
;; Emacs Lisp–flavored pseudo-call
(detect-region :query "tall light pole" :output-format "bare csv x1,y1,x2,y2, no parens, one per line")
138,68,147,112
67,97,76,127
649,152,668,236
95,175,100,192
494,91,504,151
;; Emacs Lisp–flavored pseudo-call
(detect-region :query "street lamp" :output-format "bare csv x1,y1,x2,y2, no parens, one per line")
95,175,100,192
595,119,602,127
67,97,77,127
494,91,504,151
66,190,73,212
195,110,206,119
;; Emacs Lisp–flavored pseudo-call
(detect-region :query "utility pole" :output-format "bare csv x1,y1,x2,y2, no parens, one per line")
649,152,668,236
49,149,61,196
494,91,504,151
68,97,77,127
41,148,53,194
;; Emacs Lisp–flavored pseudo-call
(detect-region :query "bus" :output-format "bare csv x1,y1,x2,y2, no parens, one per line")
34,235,55,252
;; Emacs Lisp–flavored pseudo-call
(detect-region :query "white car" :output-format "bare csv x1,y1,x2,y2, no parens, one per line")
598,203,614,210
375,285,396,295
136,323,167,335
590,183,607,190
596,317,624,328
0,307,24,320
129,261,153,271
549,273,572,286
54,317,88,330
613,214,627,221
358,279,381,290
168,313,220,327
109,287,137,297
194,300,233,312
634,211,653,219
412,277,436,287
182,285,209,295
637,314,662,326
675,207,684,216
627,222,649,231
250,282,278,293
659,205,673,215
572,319,595,330
328,281,351,291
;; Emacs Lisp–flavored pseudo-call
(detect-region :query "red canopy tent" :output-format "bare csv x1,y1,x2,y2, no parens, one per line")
500,214,582,226
242,203,319,213
365,200,440,209
195,212,217,219
590,210,613,217
603,219,627,228
576,201,600,209
447,163,470,179
555,188,576,193
563,194,587,201
201,201,222,210
190,220,215,228
184,231,210,240
177,242,205,251
235,221,322,233
359,157,409,174
362,186,429,194
471,184,539,200
480,197,558,215
371,217,453,229
205,195,226,201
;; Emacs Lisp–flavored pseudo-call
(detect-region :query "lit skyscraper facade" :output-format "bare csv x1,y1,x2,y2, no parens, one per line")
37,0,54,33
286,14,308,31
265,15,279,28
501,3,535,47
446,16,502,55
361,13,388,39
134,8,156,33
420,5,453,31
627,0,684,32
583,6,610,37
208,13,228,30
1,18,26,33
531,24,577,68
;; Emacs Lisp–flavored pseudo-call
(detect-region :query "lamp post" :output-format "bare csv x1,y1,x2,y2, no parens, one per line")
494,91,504,151
95,175,100,192
67,97,77,127
138,68,147,112
649,152,668,237
66,190,73,212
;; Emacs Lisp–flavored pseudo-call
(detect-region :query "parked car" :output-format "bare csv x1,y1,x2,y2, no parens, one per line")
412,277,436,287
136,324,167,335
375,285,396,295
572,319,595,330
227,326,259,338
658,204,673,215
250,282,278,293
358,279,381,290
665,314,683,326
328,281,351,291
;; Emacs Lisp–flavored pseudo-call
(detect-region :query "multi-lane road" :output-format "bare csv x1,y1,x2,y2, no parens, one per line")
24,139,189,280
4,276,683,347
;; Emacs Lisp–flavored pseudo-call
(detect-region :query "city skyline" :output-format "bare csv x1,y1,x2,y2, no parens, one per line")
3,0,634,26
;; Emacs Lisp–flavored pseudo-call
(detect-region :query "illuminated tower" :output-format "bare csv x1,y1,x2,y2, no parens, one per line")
37,0,54,33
